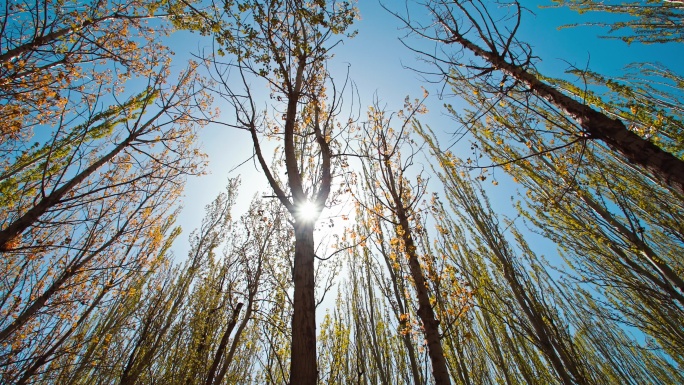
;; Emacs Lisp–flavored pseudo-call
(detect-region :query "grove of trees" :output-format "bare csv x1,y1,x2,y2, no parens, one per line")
1,0,682,384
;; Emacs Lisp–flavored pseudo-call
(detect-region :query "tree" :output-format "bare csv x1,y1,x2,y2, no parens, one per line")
0,165,191,384
357,99,454,385
36,179,294,385
444,76,684,363
180,1,357,382
398,0,684,360
350,192,428,385
114,180,238,385
0,0,172,142
7,215,181,385
429,157,591,385
37,179,230,385
0,66,206,253
0,11,208,379
397,0,684,194
419,123,684,384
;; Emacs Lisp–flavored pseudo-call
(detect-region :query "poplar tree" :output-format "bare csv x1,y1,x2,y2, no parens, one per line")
179,1,357,382
398,0,684,194
357,99,454,385
0,68,207,384
443,76,684,363
0,0,174,141
419,123,684,384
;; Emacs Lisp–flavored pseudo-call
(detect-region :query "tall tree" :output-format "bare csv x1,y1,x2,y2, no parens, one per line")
180,1,357,382
0,66,207,252
420,123,684,384
432,162,591,385
398,0,684,360
8,214,181,385
0,161,192,384
0,8,208,378
443,76,684,363
351,194,428,385
38,179,294,385
397,0,684,194
358,99,453,385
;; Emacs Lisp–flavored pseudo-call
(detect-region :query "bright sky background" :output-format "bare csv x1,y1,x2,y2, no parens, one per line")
169,0,684,266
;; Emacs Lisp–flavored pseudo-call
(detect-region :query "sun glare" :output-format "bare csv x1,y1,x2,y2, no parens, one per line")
296,200,319,222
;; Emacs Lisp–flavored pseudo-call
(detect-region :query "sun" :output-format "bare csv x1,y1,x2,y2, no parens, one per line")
296,200,320,222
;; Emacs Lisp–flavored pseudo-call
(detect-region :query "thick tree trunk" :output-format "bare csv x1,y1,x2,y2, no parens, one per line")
448,31,684,195
289,221,317,385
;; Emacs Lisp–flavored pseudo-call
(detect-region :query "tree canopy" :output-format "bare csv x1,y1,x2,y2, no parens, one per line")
1,0,683,384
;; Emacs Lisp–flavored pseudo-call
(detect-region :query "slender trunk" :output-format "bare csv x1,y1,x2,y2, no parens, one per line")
187,312,213,385
217,300,254,384
377,224,422,385
480,311,512,385
433,280,471,385
0,224,135,342
377,218,423,385
448,30,684,195
534,155,684,301
205,303,243,385
496,254,584,385
362,259,391,385
289,221,317,385
120,259,199,385
0,134,135,251
393,206,451,385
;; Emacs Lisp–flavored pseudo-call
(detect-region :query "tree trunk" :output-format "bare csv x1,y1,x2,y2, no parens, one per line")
205,302,243,385
0,136,132,251
502,263,582,385
448,31,684,195
394,207,451,385
289,221,317,385
383,246,423,385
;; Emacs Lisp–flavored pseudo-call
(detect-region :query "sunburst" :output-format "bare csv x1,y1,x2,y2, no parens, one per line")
296,200,319,222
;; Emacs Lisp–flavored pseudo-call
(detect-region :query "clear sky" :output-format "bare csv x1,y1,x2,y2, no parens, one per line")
169,0,684,263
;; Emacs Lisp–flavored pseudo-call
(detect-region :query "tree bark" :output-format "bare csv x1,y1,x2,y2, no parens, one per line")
205,302,243,385
393,204,451,385
289,221,317,385
446,30,684,195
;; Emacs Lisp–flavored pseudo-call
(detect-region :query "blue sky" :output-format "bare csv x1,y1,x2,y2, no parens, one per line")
170,0,684,261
